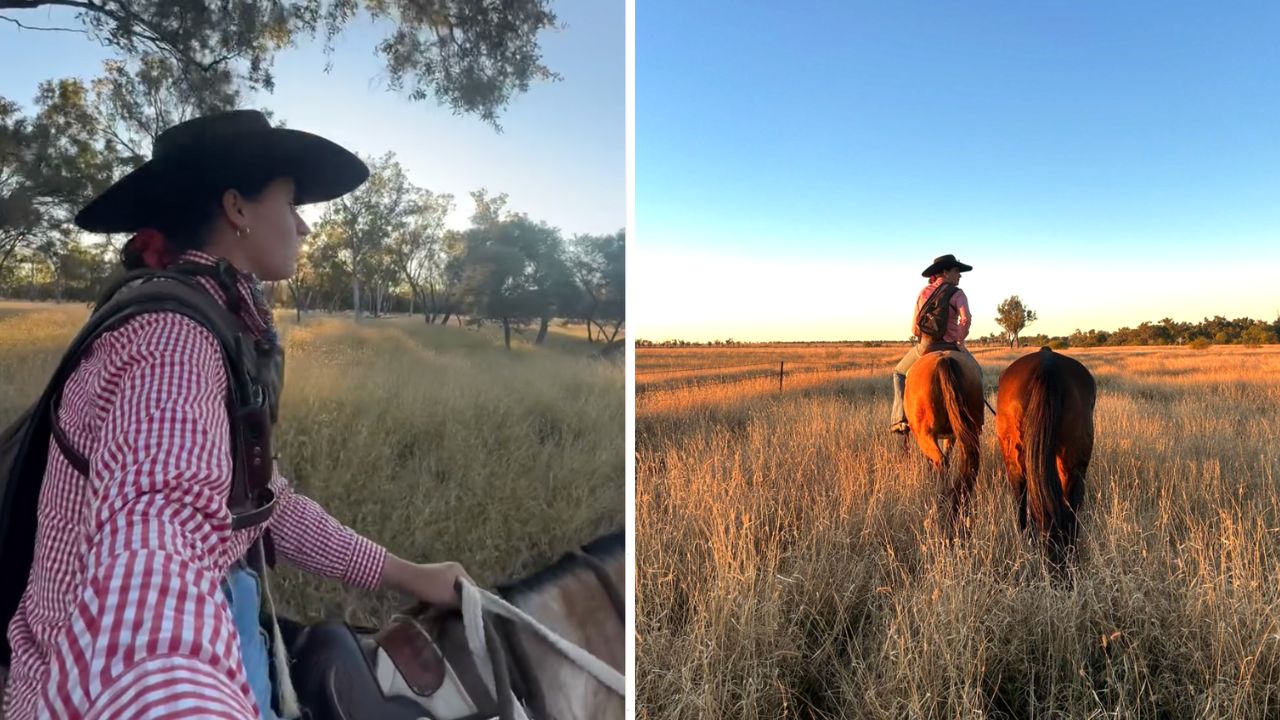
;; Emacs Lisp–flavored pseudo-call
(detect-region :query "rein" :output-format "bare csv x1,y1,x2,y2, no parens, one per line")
460,552,626,720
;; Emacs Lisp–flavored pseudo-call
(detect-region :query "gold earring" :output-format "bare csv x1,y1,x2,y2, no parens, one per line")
237,227,252,239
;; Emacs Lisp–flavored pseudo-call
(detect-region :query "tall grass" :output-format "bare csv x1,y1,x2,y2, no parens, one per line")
637,344,1280,719
0,302,624,625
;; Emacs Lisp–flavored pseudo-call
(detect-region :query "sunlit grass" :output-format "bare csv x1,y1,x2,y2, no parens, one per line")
0,304,623,626
638,344,1280,718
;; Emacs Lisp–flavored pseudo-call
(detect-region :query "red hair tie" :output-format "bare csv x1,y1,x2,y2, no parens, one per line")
125,228,170,269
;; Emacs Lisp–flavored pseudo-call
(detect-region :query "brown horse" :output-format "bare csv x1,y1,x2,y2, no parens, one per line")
286,531,625,720
996,348,1096,569
904,349,985,528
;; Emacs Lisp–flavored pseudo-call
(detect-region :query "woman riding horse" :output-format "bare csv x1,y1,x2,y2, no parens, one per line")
2,111,472,719
890,254,978,434
893,255,986,529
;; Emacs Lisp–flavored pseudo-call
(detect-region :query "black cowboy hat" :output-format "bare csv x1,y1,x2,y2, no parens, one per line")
921,254,974,277
75,110,369,233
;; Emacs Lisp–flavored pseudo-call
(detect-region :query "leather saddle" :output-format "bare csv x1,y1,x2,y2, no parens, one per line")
920,339,960,355
288,610,520,720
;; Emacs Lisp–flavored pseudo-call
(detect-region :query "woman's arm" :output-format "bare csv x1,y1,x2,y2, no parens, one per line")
66,314,257,718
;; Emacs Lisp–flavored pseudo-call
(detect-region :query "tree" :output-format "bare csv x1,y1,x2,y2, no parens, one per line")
285,235,315,322
569,230,625,346
458,222,531,349
322,152,414,319
457,207,569,350
437,229,468,325
0,0,558,127
0,81,118,279
1241,321,1277,346
299,221,354,312
386,190,455,323
89,53,242,163
995,295,1038,348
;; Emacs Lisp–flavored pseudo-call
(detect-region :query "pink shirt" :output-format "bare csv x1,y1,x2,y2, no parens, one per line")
3,251,387,719
913,278,972,345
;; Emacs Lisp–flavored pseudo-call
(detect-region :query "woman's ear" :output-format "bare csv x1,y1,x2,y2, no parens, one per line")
221,188,250,232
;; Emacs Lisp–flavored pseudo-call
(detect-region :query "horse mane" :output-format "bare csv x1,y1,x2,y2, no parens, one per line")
497,530,624,601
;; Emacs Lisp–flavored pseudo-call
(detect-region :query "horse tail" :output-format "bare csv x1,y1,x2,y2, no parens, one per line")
937,355,979,484
1023,349,1069,567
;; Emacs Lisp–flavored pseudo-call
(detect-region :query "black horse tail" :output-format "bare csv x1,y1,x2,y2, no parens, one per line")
937,355,979,491
1023,349,1070,568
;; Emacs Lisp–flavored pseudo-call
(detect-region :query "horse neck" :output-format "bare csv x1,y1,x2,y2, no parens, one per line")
504,553,625,720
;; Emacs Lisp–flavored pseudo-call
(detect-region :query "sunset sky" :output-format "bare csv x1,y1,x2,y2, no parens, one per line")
636,1,1279,342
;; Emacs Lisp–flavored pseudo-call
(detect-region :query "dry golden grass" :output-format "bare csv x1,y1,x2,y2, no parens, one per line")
637,343,1280,719
0,301,623,625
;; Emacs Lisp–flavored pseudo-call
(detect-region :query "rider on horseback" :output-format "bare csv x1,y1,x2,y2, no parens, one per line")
1,111,472,719
889,254,975,434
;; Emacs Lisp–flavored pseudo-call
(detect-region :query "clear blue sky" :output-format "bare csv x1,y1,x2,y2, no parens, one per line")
0,0,623,235
637,1,1280,342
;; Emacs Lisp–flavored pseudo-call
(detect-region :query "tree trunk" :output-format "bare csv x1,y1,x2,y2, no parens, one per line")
586,319,594,342
352,276,362,320
535,316,550,344
502,317,511,349
289,280,303,323
0,237,20,279
441,310,453,326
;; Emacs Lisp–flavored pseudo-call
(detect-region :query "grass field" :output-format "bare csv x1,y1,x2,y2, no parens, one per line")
0,300,624,625
637,342,1280,718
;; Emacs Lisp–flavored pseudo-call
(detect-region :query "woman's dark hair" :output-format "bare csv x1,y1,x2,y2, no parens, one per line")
120,169,280,270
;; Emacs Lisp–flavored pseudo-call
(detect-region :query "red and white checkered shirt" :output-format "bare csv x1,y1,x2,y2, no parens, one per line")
913,277,972,345
3,251,387,719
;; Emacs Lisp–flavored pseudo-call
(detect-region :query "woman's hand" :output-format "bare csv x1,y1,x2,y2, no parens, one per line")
381,554,475,608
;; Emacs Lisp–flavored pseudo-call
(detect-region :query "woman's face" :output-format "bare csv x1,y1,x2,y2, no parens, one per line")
232,177,310,281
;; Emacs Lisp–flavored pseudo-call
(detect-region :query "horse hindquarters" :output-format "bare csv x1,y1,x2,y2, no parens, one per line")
936,356,981,526
998,350,1096,571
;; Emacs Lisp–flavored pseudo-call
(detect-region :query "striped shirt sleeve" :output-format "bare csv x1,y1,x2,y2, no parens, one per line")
952,288,972,342
57,314,257,717
266,472,387,590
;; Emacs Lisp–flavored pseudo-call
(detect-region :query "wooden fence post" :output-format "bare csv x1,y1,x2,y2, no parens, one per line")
779,361,785,394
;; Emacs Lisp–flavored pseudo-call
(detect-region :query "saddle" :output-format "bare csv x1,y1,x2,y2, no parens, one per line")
288,609,542,720
286,546,623,720
921,339,960,355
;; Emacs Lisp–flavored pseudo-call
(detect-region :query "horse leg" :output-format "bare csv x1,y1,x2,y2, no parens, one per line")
915,432,947,473
1008,463,1028,534
1063,460,1088,559
998,433,1028,534
948,439,979,535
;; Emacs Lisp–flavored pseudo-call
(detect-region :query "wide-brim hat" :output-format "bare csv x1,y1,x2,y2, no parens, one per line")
921,254,974,277
76,109,369,233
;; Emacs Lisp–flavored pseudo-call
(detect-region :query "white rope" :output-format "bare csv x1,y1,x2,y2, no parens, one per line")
459,579,626,698
259,542,302,719
460,586,531,720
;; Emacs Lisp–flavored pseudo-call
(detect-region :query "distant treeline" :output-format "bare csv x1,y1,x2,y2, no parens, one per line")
639,315,1280,349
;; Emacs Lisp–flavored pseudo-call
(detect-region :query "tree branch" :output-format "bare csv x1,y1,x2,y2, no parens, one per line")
3,0,243,76
0,13,87,32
